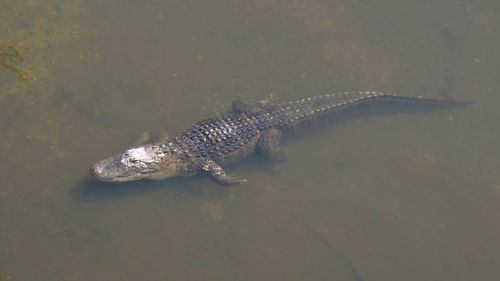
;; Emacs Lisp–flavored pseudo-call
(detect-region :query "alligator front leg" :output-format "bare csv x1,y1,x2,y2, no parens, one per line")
257,128,288,162
200,159,247,186
134,131,170,145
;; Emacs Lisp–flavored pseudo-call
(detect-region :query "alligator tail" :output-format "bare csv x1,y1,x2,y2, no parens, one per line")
269,91,472,127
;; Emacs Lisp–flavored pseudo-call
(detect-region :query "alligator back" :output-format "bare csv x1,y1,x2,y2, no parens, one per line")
175,112,263,165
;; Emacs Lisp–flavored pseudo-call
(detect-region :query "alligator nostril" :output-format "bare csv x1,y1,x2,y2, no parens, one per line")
89,166,98,178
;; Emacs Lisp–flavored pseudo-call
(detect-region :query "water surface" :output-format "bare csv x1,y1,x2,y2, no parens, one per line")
1,0,499,280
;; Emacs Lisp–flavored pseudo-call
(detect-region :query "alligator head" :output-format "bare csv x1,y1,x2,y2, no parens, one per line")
90,143,184,182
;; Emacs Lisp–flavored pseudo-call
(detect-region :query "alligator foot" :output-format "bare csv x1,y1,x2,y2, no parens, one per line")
257,128,288,162
201,159,247,186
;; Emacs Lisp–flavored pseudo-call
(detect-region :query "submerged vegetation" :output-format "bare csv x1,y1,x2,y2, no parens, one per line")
0,0,88,106
0,42,32,83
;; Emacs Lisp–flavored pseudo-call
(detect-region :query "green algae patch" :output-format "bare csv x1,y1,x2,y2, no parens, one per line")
0,43,33,83
0,0,89,107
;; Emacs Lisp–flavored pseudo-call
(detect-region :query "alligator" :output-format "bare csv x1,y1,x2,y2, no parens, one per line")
90,91,470,185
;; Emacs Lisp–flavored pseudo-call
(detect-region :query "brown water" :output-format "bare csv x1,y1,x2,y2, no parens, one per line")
1,0,499,280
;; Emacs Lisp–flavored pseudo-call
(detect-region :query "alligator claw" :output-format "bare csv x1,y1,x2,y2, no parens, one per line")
201,159,247,185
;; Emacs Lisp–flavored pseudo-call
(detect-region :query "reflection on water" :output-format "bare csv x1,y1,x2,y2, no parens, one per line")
1,0,499,281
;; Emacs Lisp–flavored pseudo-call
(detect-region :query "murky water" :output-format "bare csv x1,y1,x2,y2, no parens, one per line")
1,0,499,280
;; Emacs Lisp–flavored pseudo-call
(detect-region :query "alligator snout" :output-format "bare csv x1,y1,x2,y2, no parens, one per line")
89,161,112,181
89,166,99,178
89,156,127,182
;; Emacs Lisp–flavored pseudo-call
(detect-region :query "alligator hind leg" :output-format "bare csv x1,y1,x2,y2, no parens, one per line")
232,98,262,113
201,159,247,186
257,128,288,162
